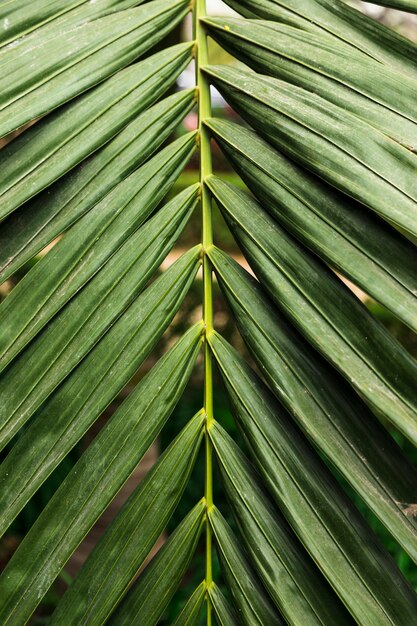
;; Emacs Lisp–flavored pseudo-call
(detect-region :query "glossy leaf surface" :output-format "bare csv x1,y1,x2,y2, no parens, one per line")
208,178,417,445
0,246,201,530
52,415,205,625
0,325,202,624
209,246,417,561
206,118,417,333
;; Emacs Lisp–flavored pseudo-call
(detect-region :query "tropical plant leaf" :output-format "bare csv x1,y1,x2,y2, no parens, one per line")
0,0,189,137
221,0,417,79
366,0,417,11
0,88,195,282
0,189,198,429
108,500,205,626
204,17,417,150
209,331,417,624
0,0,88,46
0,43,193,221
209,506,284,626
208,178,417,445
208,246,417,561
0,132,196,372
0,246,201,530
0,1,151,49
172,583,207,626
1,0,416,621
205,65,417,236
51,415,205,625
208,583,239,626
206,118,417,333
0,324,203,625
210,421,353,624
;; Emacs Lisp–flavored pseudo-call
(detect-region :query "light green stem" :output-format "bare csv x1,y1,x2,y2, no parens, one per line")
194,1,214,623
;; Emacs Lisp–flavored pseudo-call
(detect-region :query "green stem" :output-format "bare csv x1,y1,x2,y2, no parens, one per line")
194,1,214,623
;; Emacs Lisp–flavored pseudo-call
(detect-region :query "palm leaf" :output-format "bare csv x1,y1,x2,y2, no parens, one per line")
0,247,201,530
0,0,416,622
204,17,417,150
0,133,196,371
209,506,284,625
0,326,202,624
208,246,417,561
108,500,205,626
51,414,205,625
221,0,417,78
208,177,417,445
205,65,417,236
210,420,353,625
209,583,239,626
172,583,207,626
0,0,189,137
206,118,417,333
0,43,193,223
209,331,417,625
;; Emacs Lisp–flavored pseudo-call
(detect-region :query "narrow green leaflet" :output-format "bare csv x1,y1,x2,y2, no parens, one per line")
221,0,417,79
0,246,200,533
208,178,417,446
0,132,196,372
209,506,284,626
108,501,205,626
206,119,417,333
0,187,198,428
209,247,417,562
205,65,417,236
52,417,205,625
210,422,352,625
366,0,417,11
204,17,417,150
209,583,239,626
0,0,190,137
0,88,195,283
0,325,203,625
172,583,207,626
0,185,197,399
0,1,147,48
210,332,417,623
0,0,86,46
0,43,193,220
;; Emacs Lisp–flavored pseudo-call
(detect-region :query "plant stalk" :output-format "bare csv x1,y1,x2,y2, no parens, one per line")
194,0,214,623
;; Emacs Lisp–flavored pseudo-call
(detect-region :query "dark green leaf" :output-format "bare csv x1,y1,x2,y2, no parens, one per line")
206,119,417,333
204,17,417,150
0,0,190,137
209,506,284,626
0,324,203,625
0,242,201,533
221,0,417,79
210,332,417,623
205,65,417,236
0,43,193,221
0,0,87,46
0,132,197,373
210,421,352,625
0,88,195,284
52,417,205,625
207,177,417,446
0,1,148,48
209,583,239,626
107,501,205,626
208,246,417,563
172,583,207,626
364,0,417,12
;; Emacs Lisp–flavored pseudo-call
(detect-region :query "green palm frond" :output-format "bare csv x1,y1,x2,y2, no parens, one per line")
0,0,416,624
